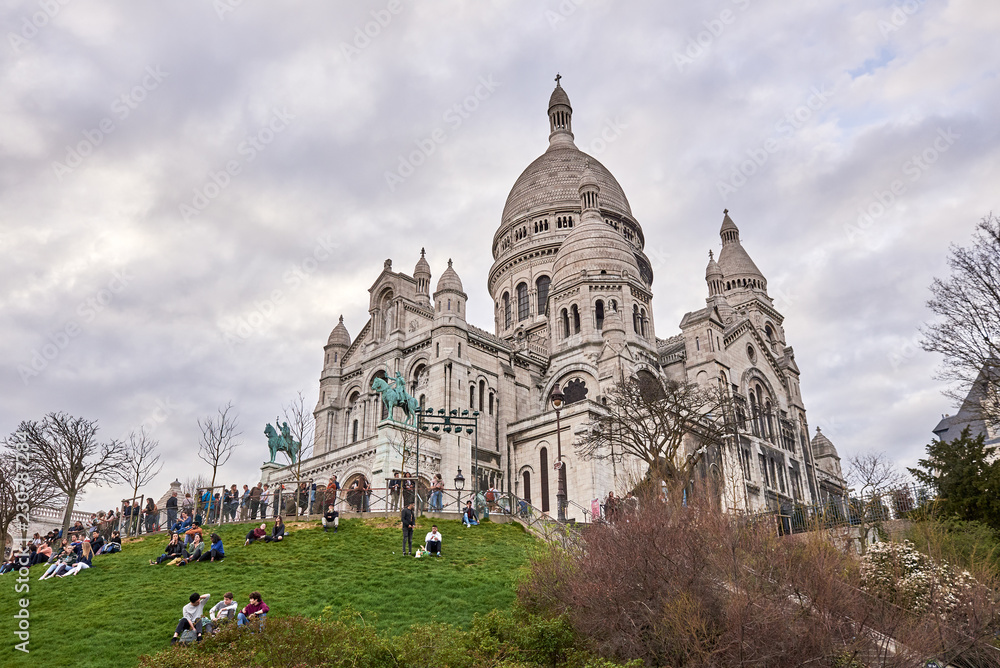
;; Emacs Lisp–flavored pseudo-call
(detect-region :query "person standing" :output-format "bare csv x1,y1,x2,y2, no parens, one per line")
309,479,317,515
424,525,442,557
389,471,401,511
429,474,444,512
239,484,251,521
272,484,282,518
401,502,415,556
402,472,415,507
326,477,340,513
260,484,270,520
131,500,141,535
182,493,194,518
361,478,372,513
249,483,262,520
166,492,179,531
121,500,132,536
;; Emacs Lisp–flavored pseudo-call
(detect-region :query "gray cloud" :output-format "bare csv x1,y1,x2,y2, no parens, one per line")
2,0,998,511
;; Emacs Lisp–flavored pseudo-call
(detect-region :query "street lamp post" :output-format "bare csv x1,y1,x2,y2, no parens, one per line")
416,408,479,514
550,384,566,522
454,468,465,513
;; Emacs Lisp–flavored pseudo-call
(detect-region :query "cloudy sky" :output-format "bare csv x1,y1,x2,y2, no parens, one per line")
2,0,997,513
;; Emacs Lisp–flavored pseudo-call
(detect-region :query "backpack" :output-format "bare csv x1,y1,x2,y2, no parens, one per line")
485,490,495,503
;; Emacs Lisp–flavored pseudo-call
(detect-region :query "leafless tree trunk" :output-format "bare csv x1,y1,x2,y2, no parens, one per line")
197,402,242,491
120,427,162,502
847,451,905,554
15,413,125,539
922,213,1000,431
575,375,730,496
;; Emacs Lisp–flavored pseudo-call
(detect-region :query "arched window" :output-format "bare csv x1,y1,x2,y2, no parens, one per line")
479,380,485,412
640,308,647,337
536,276,550,314
571,305,580,334
522,471,531,504
488,392,494,415
470,385,475,409
352,419,359,443
517,282,529,321
539,447,550,512
561,308,570,339
502,292,511,329
633,304,640,333
595,300,605,330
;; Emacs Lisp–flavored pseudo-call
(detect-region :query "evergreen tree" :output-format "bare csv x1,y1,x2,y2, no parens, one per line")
908,426,1000,528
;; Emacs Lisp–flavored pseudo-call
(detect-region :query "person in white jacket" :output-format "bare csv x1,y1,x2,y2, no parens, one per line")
424,526,442,557
171,592,210,644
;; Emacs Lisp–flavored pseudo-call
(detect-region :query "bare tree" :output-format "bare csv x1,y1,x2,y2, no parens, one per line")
197,402,242,491
0,441,60,555
847,451,905,553
576,375,730,495
922,213,1000,430
120,427,162,503
282,390,315,480
182,475,210,499
16,413,125,539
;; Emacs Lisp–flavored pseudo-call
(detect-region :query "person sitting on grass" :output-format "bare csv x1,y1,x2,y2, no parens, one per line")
425,525,443,557
151,533,184,565
59,540,93,577
171,592,210,644
177,533,204,566
322,505,339,533
89,530,105,556
206,592,238,634
30,542,52,567
184,521,203,547
172,511,192,535
245,523,267,546
38,541,75,580
98,530,122,555
237,591,269,628
264,516,285,542
462,500,479,527
198,533,225,562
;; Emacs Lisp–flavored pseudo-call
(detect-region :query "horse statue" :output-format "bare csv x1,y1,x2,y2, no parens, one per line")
264,422,300,464
372,372,420,426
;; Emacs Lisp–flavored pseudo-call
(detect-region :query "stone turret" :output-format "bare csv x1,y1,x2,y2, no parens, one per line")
325,315,351,368
434,259,468,326
717,209,768,300
548,74,574,146
414,248,431,307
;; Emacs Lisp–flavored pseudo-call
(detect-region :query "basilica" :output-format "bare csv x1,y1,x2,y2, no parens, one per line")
260,81,846,516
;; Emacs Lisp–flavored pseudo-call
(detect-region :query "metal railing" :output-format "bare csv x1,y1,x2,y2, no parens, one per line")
748,482,937,536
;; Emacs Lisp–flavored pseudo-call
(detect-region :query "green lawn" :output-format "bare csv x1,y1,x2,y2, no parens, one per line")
1,516,535,667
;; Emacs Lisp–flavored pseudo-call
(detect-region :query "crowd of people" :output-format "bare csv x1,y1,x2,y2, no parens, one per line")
0,526,122,579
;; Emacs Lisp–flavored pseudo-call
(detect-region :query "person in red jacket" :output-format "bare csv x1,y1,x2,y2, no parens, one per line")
244,523,266,546
237,591,269,627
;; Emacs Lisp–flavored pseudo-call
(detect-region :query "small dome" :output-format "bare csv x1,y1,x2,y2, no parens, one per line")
717,211,764,282
548,82,571,110
414,248,430,277
327,315,351,348
551,216,640,288
705,250,722,279
810,427,839,460
435,259,464,294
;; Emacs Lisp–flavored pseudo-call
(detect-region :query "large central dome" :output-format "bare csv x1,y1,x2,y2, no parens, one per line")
501,146,632,226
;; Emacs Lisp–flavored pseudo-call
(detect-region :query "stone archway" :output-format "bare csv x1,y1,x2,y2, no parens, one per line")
343,473,369,512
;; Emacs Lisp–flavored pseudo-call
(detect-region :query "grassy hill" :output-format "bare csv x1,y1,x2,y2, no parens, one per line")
1,516,536,667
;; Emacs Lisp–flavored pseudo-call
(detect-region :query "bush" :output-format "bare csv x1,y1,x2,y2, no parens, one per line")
518,496,1000,667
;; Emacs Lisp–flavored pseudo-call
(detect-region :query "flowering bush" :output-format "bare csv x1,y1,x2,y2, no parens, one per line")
860,540,975,615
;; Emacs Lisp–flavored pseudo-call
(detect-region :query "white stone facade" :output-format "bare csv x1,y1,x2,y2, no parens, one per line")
265,81,845,517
